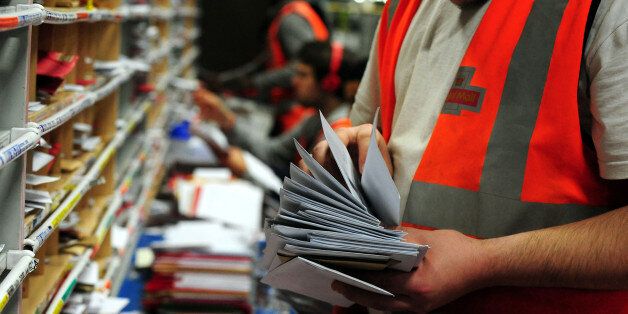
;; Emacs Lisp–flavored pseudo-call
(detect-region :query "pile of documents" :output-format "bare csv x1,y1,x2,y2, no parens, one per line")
143,218,255,312
62,293,129,314
261,111,429,306
173,168,265,231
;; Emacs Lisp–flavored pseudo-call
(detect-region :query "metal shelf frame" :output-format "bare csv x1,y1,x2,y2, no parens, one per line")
0,4,196,31
0,1,199,312
0,1,30,312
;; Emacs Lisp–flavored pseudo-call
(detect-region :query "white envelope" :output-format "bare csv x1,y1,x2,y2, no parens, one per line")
289,163,368,213
360,109,401,226
319,111,365,204
25,174,60,186
32,151,55,172
261,257,393,307
294,139,364,208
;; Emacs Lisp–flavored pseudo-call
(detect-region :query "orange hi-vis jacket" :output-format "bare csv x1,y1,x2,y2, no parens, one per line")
267,1,330,129
376,0,627,312
267,0,329,70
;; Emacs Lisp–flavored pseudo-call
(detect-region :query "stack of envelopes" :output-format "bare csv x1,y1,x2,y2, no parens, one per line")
261,110,429,307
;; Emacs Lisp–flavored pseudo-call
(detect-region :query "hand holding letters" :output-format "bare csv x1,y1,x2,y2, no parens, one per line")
261,109,429,306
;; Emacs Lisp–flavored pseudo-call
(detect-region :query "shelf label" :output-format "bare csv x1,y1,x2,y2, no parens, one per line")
96,213,115,246
45,10,77,23
51,300,64,314
0,293,8,310
17,11,45,27
0,137,34,165
35,226,53,248
62,278,77,302
38,94,95,134
98,148,116,172
51,193,81,229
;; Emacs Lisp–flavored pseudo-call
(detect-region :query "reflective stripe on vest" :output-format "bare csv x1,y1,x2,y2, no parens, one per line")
378,0,620,238
377,0,421,141
268,1,329,69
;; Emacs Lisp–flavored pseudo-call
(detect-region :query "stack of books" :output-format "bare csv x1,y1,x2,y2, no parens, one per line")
143,220,256,313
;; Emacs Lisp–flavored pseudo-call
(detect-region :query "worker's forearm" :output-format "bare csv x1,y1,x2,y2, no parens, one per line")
480,206,628,290
219,111,237,131
252,66,295,91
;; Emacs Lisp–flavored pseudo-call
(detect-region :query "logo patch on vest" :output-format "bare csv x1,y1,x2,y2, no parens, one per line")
442,67,485,115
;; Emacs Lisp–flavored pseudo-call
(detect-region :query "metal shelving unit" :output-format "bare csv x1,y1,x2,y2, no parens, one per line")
0,0,199,312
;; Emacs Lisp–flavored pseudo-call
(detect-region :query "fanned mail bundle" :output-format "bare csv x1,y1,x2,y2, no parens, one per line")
261,109,429,307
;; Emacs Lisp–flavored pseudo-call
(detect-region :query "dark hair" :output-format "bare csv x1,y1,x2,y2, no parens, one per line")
297,41,334,82
339,55,367,82
297,41,363,95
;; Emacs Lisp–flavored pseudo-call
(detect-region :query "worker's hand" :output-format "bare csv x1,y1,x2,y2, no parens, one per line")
222,147,247,177
303,124,393,176
332,227,490,313
193,87,236,131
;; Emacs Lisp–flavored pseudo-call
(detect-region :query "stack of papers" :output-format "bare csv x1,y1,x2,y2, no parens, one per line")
63,292,129,314
261,110,429,306
174,179,264,231
145,221,254,312
151,221,255,256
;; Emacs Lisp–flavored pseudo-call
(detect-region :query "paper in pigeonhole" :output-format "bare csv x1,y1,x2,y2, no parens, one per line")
32,151,55,172
25,189,53,204
25,174,60,186
192,167,232,181
261,109,429,306
177,180,264,232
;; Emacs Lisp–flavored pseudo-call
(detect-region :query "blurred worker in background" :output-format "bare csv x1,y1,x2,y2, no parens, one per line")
194,41,365,179
260,0,330,100
207,0,331,135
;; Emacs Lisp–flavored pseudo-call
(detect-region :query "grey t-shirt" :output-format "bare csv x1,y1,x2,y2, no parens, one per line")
350,0,628,214
229,104,350,177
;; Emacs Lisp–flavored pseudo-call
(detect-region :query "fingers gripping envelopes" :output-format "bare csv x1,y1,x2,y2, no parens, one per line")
261,109,429,307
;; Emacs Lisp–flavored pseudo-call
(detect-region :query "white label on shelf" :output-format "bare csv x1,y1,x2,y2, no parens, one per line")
44,10,77,23
17,11,45,26
38,93,95,134
0,138,32,163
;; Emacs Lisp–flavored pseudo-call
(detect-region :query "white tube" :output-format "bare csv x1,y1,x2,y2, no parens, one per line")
0,130,41,170
0,255,36,311
45,249,92,314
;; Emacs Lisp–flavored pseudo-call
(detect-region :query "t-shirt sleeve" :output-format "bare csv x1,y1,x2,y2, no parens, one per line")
228,115,319,176
349,20,381,126
586,0,628,180
252,64,295,90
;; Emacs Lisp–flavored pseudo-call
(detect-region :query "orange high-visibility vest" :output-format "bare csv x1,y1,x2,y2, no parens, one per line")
267,1,329,69
280,104,316,133
377,0,627,312
267,1,329,124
